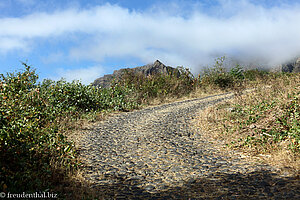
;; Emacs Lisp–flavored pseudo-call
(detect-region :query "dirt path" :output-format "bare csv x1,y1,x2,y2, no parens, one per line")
78,93,299,199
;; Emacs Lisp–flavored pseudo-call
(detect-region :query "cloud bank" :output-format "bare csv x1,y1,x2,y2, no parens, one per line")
1,0,300,76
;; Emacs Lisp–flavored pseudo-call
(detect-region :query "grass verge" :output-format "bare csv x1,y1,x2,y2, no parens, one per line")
197,72,300,173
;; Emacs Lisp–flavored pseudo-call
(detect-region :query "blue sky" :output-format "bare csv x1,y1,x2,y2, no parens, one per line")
1,0,300,84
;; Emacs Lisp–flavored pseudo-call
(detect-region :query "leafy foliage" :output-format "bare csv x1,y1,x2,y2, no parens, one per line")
115,66,196,103
243,69,269,81
0,65,78,192
0,64,139,193
200,56,245,89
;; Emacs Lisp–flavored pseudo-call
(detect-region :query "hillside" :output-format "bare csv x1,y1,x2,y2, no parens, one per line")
1,59,298,199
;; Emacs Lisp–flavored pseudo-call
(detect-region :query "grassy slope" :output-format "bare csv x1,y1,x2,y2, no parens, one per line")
197,72,300,173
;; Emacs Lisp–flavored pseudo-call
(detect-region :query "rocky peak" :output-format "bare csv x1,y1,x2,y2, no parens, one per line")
92,60,178,88
279,57,300,73
154,59,162,65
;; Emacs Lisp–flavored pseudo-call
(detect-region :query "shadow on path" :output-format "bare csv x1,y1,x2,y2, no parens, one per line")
62,168,299,199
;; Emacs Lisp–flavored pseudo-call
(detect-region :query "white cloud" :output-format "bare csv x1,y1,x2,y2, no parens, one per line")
54,66,105,85
1,1,300,70
41,52,64,64
0,37,27,53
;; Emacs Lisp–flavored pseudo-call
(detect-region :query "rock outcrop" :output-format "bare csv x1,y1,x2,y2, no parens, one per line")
92,60,178,88
277,57,300,73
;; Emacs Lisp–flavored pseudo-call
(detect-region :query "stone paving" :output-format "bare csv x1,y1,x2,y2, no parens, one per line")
78,93,300,199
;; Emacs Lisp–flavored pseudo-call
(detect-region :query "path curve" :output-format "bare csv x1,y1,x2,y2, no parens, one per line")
78,93,299,199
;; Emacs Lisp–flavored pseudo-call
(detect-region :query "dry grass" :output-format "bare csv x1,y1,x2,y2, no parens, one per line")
47,110,120,199
145,85,228,107
49,167,99,199
196,73,300,174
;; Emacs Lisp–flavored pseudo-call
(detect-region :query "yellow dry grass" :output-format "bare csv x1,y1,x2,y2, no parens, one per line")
196,73,300,174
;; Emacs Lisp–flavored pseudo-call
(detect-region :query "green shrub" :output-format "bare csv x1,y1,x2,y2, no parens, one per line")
230,64,244,80
0,64,140,193
39,79,138,113
200,56,237,89
243,69,269,81
0,64,77,192
115,66,196,103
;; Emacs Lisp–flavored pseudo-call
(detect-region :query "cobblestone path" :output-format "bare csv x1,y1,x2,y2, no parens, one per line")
78,93,299,199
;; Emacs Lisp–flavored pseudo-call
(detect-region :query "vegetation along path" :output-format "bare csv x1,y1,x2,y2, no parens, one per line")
78,92,299,199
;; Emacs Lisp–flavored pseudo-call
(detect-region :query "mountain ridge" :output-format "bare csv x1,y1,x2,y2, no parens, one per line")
92,60,178,88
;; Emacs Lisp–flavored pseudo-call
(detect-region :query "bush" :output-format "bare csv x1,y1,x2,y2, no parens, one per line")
39,79,138,113
230,64,244,80
0,64,77,192
243,69,269,81
200,56,237,89
115,66,196,103
0,64,140,193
